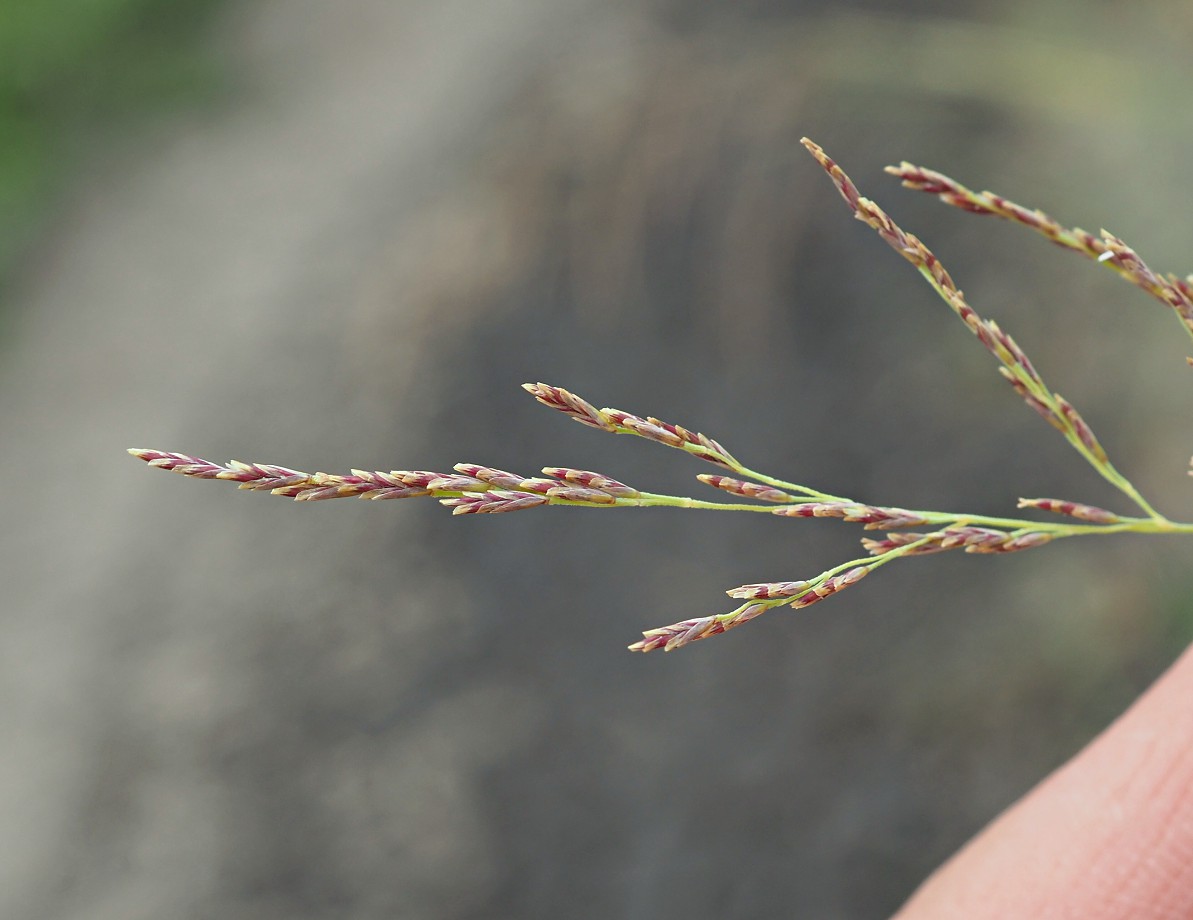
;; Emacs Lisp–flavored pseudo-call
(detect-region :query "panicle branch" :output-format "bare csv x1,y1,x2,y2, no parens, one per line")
800,141,1051,400
631,564,873,652
886,160,1193,342
127,450,639,513
772,502,929,529
526,382,848,501
862,526,1054,557
627,602,772,653
524,382,737,468
800,137,1159,520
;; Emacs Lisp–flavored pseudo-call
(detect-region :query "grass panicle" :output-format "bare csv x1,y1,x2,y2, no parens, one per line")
130,140,1193,653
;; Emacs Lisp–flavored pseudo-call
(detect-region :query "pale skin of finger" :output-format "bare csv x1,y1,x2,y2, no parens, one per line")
894,641,1193,920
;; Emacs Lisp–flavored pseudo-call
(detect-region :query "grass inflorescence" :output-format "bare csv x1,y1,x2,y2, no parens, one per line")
129,140,1193,652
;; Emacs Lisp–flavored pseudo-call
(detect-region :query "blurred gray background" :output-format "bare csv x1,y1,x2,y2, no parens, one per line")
3,1,1193,917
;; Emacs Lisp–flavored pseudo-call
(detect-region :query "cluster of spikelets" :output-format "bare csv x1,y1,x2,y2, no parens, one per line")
130,139,1193,652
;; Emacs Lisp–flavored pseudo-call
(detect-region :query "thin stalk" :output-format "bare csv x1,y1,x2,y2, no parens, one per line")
578,491,1193,538
910,262,1167,522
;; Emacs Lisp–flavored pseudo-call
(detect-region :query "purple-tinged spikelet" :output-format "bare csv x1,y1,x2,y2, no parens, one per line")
697,474,795,503
864,527,1054,556
1054,396,1109,464
861,533,951,556
543,468,641,498
362,486,433,501
628,603,769,653
601,410,736,468
799,138,862,212
130,450,259,481
952,527,1052,553
997,368,1065,431
522,383,615,431
452,464,529,490
439,491,549,514
603,410,685,447
773,502,929,529
426,474,490,492
1017,498,1120,524
545,486,618,505
788,566,869,608
726,580,809,600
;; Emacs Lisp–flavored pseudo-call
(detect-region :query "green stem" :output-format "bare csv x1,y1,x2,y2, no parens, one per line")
562,491,1193,538
909,263,1168,523
1077,453,1166,522
723,533,942,621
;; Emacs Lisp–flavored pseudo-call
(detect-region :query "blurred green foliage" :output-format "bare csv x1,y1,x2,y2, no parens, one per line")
0,0,224,290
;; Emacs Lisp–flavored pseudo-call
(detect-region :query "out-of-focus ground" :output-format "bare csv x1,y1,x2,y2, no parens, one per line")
3,1,1193,917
